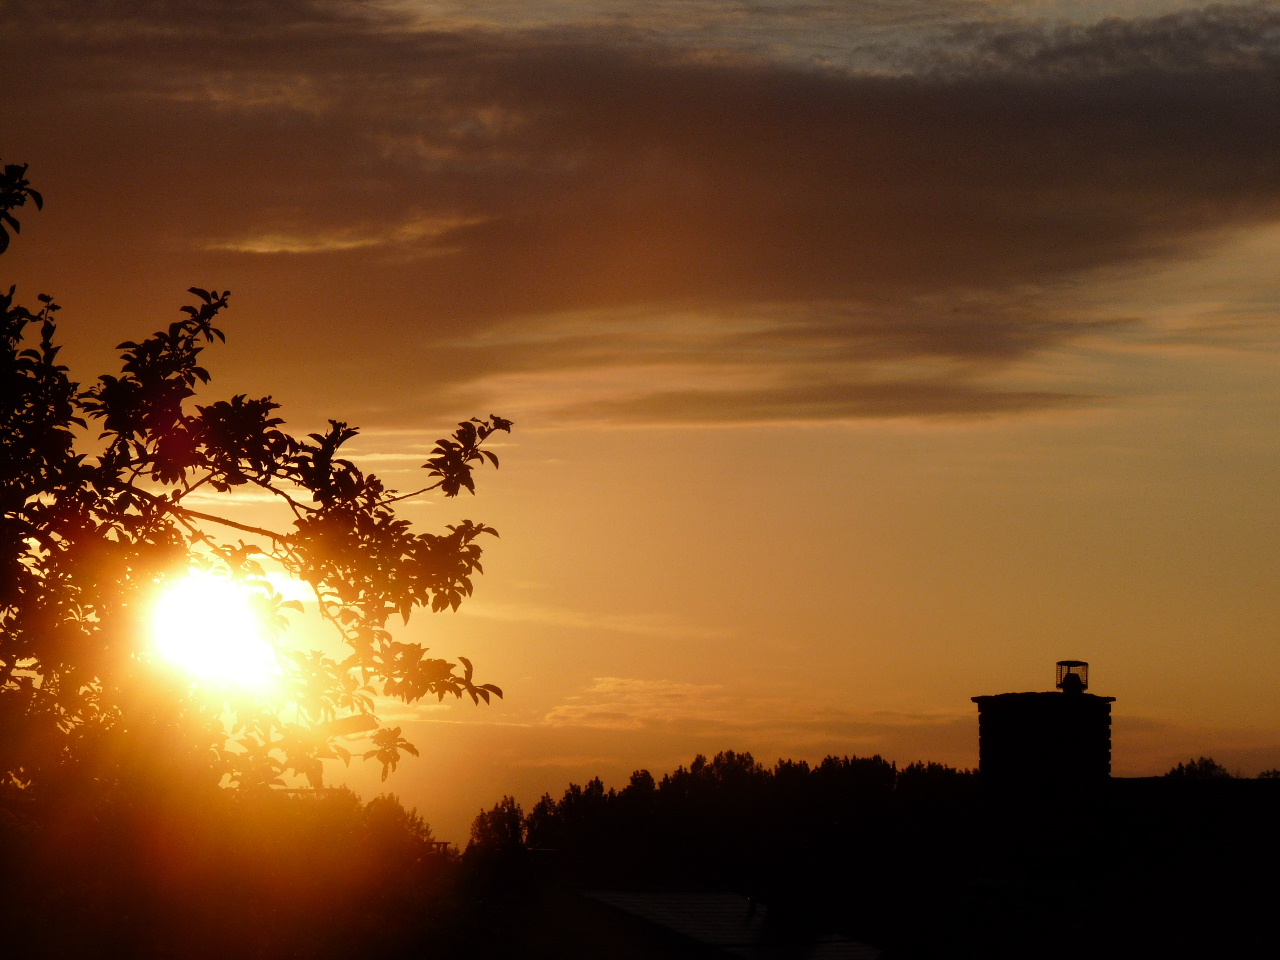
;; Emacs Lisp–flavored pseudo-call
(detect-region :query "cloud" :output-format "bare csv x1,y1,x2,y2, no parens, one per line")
205,213,489,254
943,2,1280,76
544,677,729,729
395,0,996,69
463,600,732,639
6,1,1280,424
539,679,1280,777
551,378,1097,424
542,676,977,759
425,296,1121,422
178,488,282,506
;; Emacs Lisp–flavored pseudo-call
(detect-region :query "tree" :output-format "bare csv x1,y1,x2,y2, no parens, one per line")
1162,756,1233,779
466,795,525,855
0,161,509,794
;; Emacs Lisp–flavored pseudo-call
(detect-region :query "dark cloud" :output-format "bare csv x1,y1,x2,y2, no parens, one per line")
4,1,1280,424
943,2,1280,76
552,380,1097,424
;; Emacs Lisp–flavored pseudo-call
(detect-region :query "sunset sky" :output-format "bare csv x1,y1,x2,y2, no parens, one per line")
6,0,1280,840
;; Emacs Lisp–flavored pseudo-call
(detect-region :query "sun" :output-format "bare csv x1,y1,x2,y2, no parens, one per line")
151,571,280,690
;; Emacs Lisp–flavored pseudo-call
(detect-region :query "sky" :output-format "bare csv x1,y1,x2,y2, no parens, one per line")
5,0,1280,840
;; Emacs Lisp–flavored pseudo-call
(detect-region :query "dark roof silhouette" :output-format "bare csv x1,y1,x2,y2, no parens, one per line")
585,891,881,960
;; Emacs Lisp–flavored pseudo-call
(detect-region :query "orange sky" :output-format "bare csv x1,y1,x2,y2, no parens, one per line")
6,0,1280,840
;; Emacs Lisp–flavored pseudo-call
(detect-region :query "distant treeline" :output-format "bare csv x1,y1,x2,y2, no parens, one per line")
465,751,982,953
1164,755,1280,779
475,751,974,882
463,751,1280,958
469,750,1280,865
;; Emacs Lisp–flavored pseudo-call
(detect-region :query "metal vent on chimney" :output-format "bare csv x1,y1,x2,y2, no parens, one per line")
1056,660,1088,693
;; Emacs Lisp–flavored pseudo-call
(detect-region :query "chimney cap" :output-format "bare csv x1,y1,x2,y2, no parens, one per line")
1056,660,1089,693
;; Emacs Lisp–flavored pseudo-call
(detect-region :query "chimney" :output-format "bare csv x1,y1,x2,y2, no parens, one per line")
972,661,1114,786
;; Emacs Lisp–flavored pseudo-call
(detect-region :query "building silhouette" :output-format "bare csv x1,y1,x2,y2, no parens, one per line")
971,660,1114,786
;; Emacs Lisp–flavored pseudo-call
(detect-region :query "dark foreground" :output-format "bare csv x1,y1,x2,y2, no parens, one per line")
2,757,1276,959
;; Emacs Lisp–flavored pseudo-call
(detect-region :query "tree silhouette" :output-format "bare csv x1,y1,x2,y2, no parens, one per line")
0,162,509,794
1163,756,1234,779
0,782,466,959
467,795,525,855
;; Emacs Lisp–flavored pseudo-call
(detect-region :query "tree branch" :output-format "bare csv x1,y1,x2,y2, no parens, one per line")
106,480,292,546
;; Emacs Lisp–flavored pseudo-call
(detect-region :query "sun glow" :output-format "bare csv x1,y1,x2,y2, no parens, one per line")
152,571,280,690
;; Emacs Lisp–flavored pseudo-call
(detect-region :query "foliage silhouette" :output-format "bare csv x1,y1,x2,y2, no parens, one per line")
0,162,41,254
1163,756,1234,779
0,163,509,795
0,784,465,959
520,750,975,898
465,749,1280,959
467,794,526,856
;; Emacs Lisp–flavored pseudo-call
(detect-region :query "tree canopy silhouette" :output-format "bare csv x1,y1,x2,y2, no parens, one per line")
467,795,525,856
1162,756,1234,779
0,162,509,794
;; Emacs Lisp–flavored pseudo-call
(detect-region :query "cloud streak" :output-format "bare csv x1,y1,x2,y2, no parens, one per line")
463,600,731,640
542,676,977,759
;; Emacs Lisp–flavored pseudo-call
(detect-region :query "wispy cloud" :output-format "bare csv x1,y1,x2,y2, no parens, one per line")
464,601,732,640
542,676,975,755
177,488,281,507
544,677,729,730
206,213,488,255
